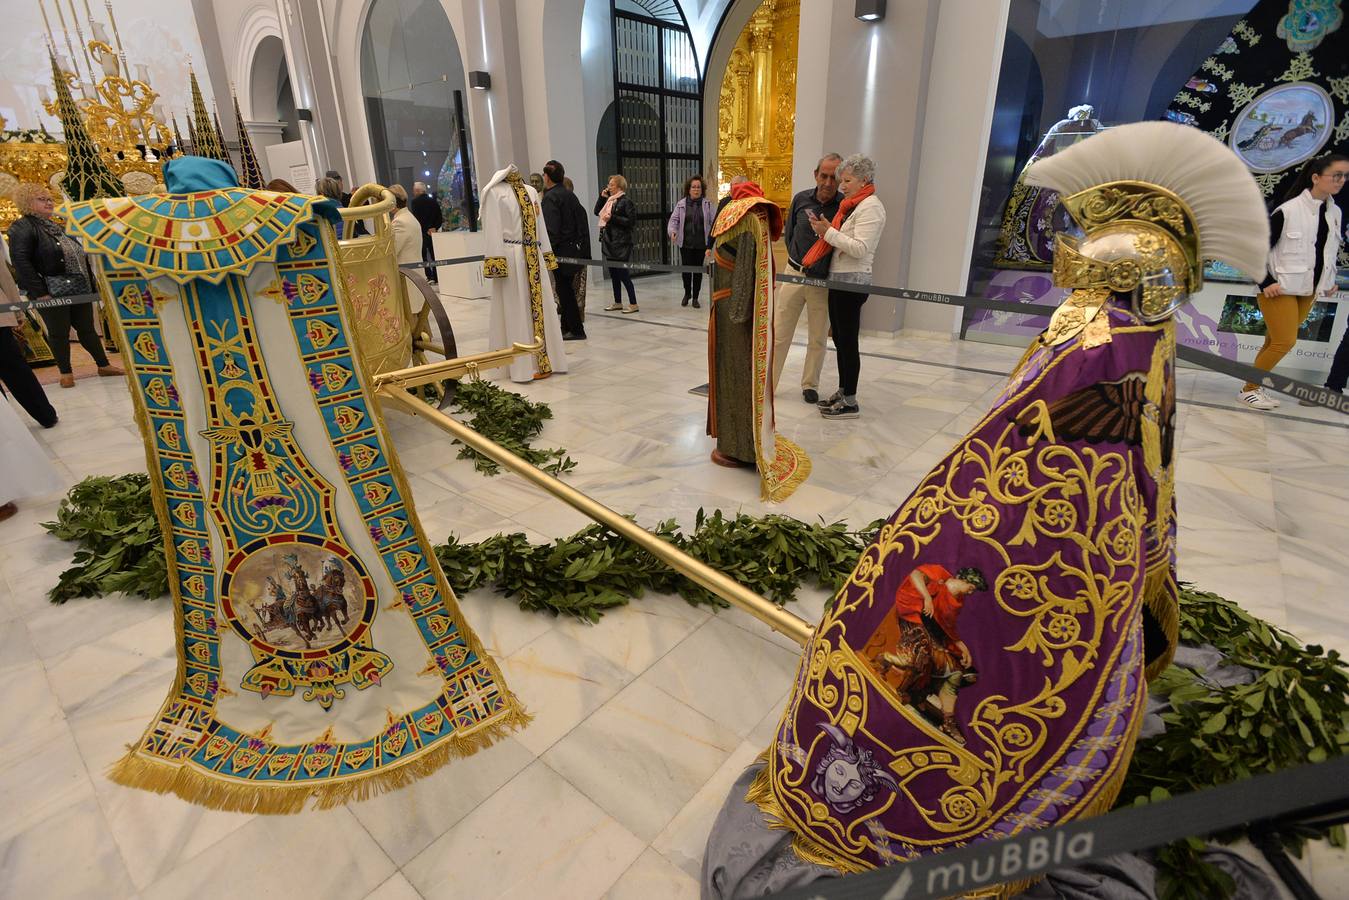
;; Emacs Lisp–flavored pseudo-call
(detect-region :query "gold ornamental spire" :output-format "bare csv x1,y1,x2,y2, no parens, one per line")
231,90,265,189
188,68,228,162
48,48,124,201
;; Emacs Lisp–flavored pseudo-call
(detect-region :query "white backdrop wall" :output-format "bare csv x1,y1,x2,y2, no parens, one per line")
180,0,1008,334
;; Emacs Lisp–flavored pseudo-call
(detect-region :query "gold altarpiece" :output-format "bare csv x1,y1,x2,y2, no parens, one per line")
716,0,798,214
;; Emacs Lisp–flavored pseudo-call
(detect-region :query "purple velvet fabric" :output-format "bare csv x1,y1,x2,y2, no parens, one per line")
761,300,1176,870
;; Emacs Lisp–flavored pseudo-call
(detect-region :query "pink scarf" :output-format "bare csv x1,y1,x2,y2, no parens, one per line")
599,190,624,227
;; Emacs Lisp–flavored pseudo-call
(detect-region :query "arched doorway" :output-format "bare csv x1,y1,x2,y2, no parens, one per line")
359,0,476,229
249,35,300,143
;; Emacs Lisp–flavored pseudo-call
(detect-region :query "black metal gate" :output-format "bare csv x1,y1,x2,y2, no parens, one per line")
609,0,702,268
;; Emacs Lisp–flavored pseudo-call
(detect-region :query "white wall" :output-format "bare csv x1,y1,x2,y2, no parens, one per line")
189,0,1007,318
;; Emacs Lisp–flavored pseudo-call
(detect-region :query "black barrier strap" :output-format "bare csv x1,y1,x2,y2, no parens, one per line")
775,274,1348,415
775,272,1048,318
2,292,102,314
1175,345,1349,414
398,255,486,270
771,754,1349,900
553,255,708,275
397,255,1346,415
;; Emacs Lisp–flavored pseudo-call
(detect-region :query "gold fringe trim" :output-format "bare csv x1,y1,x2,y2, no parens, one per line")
1142,565,1180,683
106,704,531,815
763,437,813,504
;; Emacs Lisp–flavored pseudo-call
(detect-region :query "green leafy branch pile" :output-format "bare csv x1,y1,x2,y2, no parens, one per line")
434,508,880,623
448,379,576,476
1118,585,1349,899
42,474,168,604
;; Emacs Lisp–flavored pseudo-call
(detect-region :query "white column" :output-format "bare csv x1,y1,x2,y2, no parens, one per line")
275,0,350,183
790,0,833,192
903,0,1011,336
822,0,943,333
461,0,532,176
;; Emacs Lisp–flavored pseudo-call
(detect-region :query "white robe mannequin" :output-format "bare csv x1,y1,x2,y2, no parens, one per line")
481,165,568,382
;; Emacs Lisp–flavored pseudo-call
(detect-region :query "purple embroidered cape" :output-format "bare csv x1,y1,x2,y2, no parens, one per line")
753,299,1179,876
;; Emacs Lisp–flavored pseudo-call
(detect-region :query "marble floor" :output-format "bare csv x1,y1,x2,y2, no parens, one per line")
3,273,1348,899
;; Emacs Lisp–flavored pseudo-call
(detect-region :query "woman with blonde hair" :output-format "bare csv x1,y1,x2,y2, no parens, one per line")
595,174,639,312
317,177,345,238
6,183,122,389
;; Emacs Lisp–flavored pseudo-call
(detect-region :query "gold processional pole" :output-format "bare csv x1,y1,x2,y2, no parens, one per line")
374,373,815,647
343,185,811,645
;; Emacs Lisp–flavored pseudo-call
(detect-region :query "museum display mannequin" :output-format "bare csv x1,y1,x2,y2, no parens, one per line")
707,180,811,501
702,123,1271,898
481,164,568,382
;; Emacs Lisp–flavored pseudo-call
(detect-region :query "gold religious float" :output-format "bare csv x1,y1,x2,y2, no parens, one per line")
333,185,460,405
1,0,180,230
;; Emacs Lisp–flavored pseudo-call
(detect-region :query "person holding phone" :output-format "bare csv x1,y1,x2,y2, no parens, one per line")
1239,153,1346,411
802,154,886,419
595,175,639,313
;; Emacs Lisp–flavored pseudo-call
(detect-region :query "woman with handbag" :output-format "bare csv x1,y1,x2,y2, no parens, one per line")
595,174,639,313
7,183,121,389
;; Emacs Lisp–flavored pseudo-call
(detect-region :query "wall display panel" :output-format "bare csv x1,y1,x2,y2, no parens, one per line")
961,0,1347,381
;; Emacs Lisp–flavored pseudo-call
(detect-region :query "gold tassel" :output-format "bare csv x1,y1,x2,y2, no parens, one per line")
106,705,531,815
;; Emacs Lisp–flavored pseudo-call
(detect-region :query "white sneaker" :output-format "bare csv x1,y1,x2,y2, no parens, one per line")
604,304,623,311
1237,388,1279,410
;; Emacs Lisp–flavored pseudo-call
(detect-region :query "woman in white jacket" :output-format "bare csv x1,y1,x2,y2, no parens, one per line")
805,154,887,418
1238,153,1346,411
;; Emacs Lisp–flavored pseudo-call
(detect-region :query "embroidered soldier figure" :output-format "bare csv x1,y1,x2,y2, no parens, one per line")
860,564,987,743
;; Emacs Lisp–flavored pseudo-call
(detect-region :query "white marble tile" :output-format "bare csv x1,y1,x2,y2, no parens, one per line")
643,617,801,740
650,740,764,882
454,590,556,660
503,628,635,756
0,726,94,843
0,797,136,899
605,847,700,900
364,872,426,900
21,591,168,662
402,760,644,900
140,807,396,900
99,775,255,890
542,678,741,842
0,662,67,769
553,593,710,676
0,619,38,673
352,735,536,866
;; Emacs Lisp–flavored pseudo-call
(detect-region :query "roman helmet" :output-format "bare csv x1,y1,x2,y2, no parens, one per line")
1026,121,1269,324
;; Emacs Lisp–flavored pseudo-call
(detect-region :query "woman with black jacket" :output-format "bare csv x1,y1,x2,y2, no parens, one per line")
7,183,121,389
595,174,639,313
